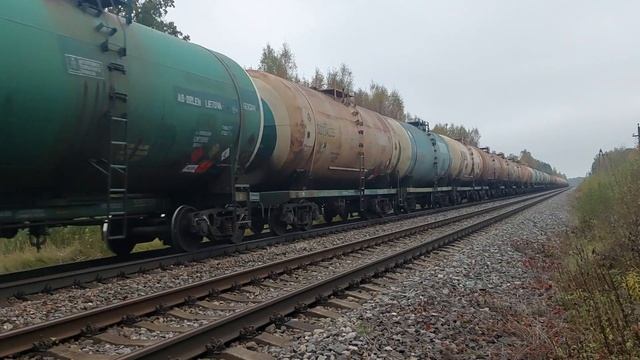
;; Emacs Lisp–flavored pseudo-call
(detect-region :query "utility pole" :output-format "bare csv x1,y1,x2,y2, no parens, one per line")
634,123,640,149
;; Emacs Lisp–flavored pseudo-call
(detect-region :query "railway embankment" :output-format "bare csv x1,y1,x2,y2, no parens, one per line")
251,190,572,359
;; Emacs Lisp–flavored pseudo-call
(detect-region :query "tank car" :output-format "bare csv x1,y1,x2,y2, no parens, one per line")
399,121,451,208
243,70,412,233
0,0,263,253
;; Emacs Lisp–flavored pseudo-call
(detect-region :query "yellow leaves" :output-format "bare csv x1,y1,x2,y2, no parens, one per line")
624,270,640,302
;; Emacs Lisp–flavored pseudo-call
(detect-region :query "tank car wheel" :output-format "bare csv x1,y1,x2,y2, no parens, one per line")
323,210,337,224
102,221,136,256
250,215,266,235
171,206,203,252
105,236,136,256
0,228,18,239
338,209,349,221
269,210,288,236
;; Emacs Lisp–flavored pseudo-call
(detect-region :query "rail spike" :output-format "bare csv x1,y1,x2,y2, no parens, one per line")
205,338,225,355
121,314,140,325
82,323,99,336
270,313,287,327
315,294,328,304
230,281,242,291
155,304,168,315
208,288,220,298
239,325,257,339
295,302,309,313
184,295,198,306
33,338,56,352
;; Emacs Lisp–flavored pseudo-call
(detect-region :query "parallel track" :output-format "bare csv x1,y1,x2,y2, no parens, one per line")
0,191,551,300
0,189,564,358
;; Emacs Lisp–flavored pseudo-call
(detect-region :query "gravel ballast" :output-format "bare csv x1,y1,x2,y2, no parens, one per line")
260,190,571,359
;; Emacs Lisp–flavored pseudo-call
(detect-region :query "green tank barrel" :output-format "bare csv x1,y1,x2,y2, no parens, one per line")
0,0,262,200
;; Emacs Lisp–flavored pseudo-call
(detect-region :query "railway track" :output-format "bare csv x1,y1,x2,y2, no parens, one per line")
0,191,551,301
0,189,564,359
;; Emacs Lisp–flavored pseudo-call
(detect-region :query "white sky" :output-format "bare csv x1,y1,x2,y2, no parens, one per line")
168,0,640,178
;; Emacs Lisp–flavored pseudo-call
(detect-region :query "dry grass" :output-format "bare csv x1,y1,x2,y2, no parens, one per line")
551,149,640,359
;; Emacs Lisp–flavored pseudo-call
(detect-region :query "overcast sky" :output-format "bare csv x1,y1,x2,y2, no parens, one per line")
168,0,640,178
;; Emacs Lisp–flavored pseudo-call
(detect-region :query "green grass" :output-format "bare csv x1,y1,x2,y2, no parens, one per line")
0,226,166,274
1,206,352,274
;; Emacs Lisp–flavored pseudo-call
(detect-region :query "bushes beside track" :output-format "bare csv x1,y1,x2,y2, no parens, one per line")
556,148,640,358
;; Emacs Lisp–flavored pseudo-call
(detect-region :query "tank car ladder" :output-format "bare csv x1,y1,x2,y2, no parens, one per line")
83,0,132,241
354,109,366,212
105,22,130,241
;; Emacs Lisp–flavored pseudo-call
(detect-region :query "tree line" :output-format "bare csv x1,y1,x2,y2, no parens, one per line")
431,123,481,147
258,43,405,121
257,43,488,148
110,0,190,40
519,149,566,178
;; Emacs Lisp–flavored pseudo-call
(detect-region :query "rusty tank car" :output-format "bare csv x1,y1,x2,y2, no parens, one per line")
244,70,411,233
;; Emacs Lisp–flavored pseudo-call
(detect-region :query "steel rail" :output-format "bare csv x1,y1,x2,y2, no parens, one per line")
0,189,563,358
0,190,553,300
124,189,565,359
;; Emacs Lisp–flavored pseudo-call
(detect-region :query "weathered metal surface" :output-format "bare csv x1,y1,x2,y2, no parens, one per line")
466,145,484,182
478,149,497,181
495,155,509,181
386,117,414,180
439,135,472,182
506,160,519,183
521,166,534,184
245,71,401,190
242,70,313,187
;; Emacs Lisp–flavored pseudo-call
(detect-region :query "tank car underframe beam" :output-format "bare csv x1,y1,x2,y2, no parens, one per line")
0,196,170,233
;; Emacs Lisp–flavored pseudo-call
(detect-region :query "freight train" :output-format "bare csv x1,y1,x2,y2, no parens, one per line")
0,0,568,255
